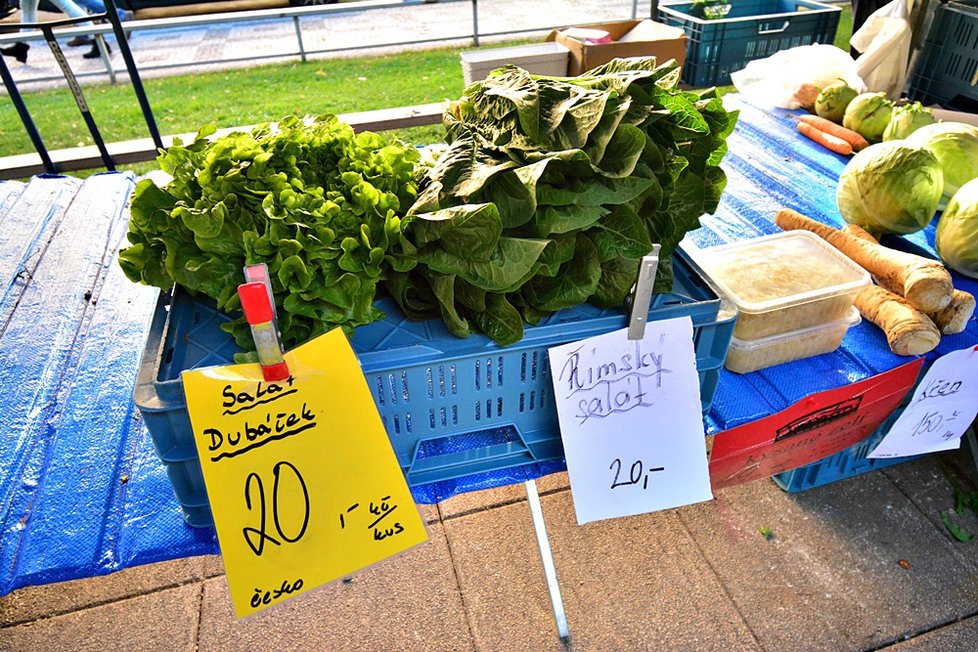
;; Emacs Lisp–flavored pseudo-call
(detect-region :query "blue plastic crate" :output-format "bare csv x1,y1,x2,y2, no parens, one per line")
659,0,841,87
771,394,921,492
906,1,978,110
134,252,736,526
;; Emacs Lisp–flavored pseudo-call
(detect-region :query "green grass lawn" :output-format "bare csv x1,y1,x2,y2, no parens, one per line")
1,6,853,175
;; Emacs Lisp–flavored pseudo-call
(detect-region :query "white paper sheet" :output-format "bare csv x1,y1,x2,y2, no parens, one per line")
548,316,713,525
869,346,978,459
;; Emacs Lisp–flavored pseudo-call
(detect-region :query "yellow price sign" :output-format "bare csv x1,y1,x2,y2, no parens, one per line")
182,328,428,618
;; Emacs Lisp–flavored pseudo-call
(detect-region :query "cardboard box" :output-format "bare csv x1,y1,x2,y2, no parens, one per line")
546,20,687,76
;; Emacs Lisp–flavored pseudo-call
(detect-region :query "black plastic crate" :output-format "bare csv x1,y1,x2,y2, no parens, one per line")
907,1,978,110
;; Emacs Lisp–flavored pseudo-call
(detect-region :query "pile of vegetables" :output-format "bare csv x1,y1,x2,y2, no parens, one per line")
794,80,978,280
387,58,737,345
776,209,975,357
120,115,421,350
120,57,738,350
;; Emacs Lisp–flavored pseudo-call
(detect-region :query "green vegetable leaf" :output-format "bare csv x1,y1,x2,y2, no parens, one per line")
597,124,645,178
407,203,502,260
522,233,601,312
419,236,549,291
537,176,654,207
587,204,654,261
534,204,609,236
465,293,524,346
591,255,639,309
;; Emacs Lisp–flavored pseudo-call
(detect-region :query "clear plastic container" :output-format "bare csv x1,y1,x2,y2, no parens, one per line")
693,230,871,340
725,307,861,374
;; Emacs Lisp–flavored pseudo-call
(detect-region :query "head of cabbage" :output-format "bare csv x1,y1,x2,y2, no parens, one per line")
936,177,978,279
907,122,978,201
843,92,893,142
882,102,936,141
837,141,943,234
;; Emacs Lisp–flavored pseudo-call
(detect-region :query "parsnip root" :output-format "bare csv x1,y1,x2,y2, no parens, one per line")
928,290,976,335
854,285,941,355
776,208,953,313
844,221,973,335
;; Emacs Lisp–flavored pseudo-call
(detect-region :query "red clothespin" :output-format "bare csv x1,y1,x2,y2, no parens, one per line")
238,281,290,382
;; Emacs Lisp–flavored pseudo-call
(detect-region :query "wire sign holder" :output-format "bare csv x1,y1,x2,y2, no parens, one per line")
525,244,662,644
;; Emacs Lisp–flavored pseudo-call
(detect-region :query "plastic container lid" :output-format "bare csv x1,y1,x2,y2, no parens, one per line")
692,230,870,316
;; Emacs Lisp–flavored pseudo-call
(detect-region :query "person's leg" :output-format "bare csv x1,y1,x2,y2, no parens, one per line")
74,0,128,21
48,0,95,25
0,0,38,62
20,0,39,23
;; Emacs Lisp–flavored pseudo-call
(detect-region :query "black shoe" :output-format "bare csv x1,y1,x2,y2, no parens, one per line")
83,42,111,59
67,36,95,47
1,42,28,64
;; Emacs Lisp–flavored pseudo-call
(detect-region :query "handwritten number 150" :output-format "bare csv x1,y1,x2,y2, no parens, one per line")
243,461,310,557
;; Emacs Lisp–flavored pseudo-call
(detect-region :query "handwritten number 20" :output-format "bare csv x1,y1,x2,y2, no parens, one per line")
243,461,310,557
610,458,643,488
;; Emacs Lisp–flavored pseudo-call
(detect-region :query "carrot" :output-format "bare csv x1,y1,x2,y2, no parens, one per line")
796,121,852,156
855,285,941,356
928,289,976,335
775,208,954,313
798,114,870,152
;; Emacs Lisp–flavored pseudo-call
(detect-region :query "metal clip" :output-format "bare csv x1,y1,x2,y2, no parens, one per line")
627,245,660,341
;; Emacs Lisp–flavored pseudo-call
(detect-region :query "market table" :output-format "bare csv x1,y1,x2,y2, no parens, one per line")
2,94,977,596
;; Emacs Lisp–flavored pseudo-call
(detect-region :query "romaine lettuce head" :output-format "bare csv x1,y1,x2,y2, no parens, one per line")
837,141,943,234
907,121,978,200
842,92,893,142
882,102,936,141
936,177,978,279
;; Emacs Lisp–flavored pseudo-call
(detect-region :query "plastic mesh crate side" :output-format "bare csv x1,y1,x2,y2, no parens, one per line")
134,252,735,514
164,457,209,507
181,503,213,528
907,3,978,108
661,0,841,87
771,399,918,492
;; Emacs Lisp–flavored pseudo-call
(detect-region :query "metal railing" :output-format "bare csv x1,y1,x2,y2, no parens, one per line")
1,0,656,176
1,0,650,86
0,0,161,174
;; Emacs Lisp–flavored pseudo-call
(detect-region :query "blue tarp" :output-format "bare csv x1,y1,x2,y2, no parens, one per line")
1,95,976,595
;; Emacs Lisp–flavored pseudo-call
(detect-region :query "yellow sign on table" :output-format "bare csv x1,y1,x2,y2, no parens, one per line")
182,328,428,618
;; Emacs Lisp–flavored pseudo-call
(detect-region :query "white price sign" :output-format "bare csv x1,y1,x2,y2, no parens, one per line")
548,316,712,525
869,346,978,459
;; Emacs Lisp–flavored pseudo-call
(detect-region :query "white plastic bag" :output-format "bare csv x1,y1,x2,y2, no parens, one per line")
730,43,866,109
851,0,914,100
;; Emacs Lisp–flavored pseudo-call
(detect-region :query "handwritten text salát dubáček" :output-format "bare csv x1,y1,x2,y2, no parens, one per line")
202,377,318,462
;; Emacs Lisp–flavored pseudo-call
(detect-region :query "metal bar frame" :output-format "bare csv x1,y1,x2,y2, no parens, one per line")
524,480,570,642
0,55,56,174
1,0,164,173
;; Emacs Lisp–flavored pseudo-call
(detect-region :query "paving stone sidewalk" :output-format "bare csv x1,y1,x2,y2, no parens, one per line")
2,451,977,651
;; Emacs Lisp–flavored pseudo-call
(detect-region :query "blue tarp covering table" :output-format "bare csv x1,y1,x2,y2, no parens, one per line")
1,95,976,595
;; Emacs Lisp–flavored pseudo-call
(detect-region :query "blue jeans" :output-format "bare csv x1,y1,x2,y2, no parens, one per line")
19,1,94,30
73,0,129,22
